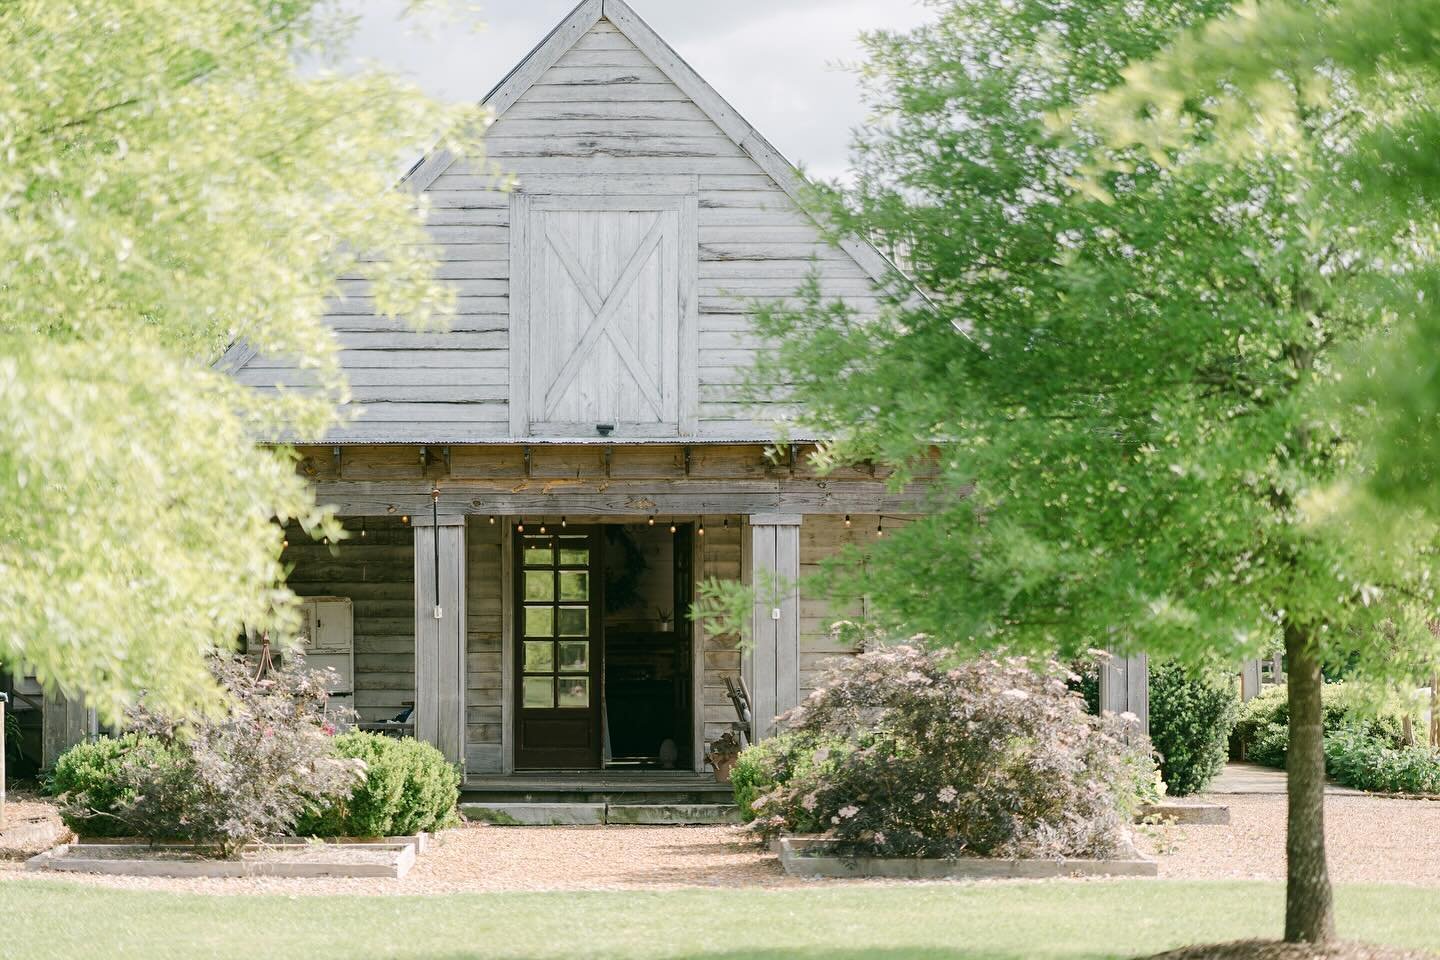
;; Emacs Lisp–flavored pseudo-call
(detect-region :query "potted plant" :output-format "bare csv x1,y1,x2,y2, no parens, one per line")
705,731,744,784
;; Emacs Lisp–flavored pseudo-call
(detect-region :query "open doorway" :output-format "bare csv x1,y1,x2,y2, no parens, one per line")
601,522,694,770
512,521,695,771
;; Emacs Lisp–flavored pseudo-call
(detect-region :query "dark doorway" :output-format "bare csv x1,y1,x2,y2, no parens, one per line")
601,523,694,769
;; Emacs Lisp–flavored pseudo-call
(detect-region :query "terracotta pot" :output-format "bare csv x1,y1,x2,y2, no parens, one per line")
710,754,739,784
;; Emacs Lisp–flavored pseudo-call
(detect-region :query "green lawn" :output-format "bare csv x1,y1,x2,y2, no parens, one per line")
1,879,1435,960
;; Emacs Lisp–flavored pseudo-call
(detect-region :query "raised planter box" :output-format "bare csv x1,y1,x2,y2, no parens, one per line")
1138,800,1230,825
26,835,424,879
776,837,1157,879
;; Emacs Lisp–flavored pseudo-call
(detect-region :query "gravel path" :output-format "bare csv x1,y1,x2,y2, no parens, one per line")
4,792,1439,896
1139,794,1440,886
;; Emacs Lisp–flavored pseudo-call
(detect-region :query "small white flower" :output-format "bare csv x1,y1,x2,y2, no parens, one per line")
800,793,819,812
838,805,860,819
1002,689,1028,700
938,786,958,803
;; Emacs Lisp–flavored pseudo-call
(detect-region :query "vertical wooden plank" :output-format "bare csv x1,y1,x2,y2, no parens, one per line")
413,524,439,748
690,528,706,772
749,523,777,740
738,519,753,735
1098,650,1149,736
439,523,467,767
677,192,699,435
508,193,532,438
414,519,467,766
1,694,7,829
500,522,516,773
1241,659,1263,701
775,522,800,716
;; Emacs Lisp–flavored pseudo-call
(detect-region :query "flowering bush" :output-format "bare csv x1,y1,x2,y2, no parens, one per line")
746,644,1154,860
56,655,364,857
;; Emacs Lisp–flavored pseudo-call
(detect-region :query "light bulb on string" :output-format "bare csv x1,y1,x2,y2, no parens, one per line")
876,517,884,537
488,516,496,525
517,520,525,533
669,521,677,535
561,516,567,528
697,518,705,537
844,514,852,528
648,516,655,526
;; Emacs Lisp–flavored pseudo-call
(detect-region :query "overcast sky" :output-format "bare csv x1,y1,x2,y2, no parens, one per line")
338,0,934,182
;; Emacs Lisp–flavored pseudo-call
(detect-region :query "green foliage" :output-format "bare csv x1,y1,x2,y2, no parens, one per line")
747,644,1153,859
749,0,1440,680
1232,683,1411,769
729,731,831,826
1325,731,1440,795
62,657,363,856
298,732,460,838
1148,661,1237,796
49,733,178,838
0,1,485,720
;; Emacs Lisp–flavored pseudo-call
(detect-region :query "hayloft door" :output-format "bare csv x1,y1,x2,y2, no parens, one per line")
514,529,604,769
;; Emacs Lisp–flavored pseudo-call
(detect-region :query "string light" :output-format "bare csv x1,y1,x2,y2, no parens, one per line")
401,515,409,525
648,516,655,526
360,518,367,538
517,520,525,533
876,517,884,537
669,521,677,534
844,514,852,528
539,519,548,534
281,538,289,549
697,518,705,537
488,515,496,525
561,516,567,528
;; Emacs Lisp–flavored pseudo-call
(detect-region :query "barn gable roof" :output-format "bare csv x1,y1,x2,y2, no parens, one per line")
403,0,898,285
223,0,903,445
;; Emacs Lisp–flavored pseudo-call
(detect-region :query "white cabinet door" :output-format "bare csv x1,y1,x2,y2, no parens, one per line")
512,195,697,437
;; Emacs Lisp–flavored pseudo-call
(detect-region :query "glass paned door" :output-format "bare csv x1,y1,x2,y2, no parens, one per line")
514,528,602,769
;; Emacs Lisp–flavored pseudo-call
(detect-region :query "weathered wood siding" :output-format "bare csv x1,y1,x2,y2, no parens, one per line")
799,516,871,698
231,14,884,444
700,517,744,746
465,516,505,773
282,518,414,723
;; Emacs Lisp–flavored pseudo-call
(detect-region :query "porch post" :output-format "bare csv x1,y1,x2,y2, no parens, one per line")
1098,650,1149,735
413,517,467,769
746,514,801,740
1240,659,1263,701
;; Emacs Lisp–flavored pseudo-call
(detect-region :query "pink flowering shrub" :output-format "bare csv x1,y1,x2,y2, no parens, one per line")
107,655,364,857
746,644,1154,859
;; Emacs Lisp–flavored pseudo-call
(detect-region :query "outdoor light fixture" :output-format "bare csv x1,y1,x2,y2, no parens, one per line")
561,516,567,528
844,514,852,527
697,519,705,537
669,522,677,534
648,516,655,526
876,517,884,537
489,515,496,525
517,521,525,533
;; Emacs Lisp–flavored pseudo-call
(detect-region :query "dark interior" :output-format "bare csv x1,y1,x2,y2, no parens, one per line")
602,523,693,769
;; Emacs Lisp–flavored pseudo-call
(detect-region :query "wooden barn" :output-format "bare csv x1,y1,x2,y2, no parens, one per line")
224,0,930,791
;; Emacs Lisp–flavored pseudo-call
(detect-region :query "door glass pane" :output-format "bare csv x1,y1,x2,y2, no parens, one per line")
523,677,554,709
557,606,589,637
524,606,554,637
558,640,589,673
524,570,554,602
523,539,553,567
558,571,588,602
557,676,590,708
557,538,588,566
524,641,555,673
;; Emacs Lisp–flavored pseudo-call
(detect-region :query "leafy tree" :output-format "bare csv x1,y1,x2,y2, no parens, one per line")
742,0,1440,945
0,1,482,719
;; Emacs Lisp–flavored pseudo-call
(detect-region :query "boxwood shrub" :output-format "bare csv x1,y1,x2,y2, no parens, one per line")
1231,682,1409,769
1325,730,1440,794
1148,661,1237,796
297,732,460,837
48,733,178,838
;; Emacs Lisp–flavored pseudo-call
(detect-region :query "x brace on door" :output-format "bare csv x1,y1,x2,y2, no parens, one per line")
542,214,667,419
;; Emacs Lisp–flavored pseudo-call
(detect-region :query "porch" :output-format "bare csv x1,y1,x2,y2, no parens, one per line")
282,441,925,789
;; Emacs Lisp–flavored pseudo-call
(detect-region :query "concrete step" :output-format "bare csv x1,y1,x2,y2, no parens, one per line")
459,801,738,826
606,803,740,825
461,802,606,826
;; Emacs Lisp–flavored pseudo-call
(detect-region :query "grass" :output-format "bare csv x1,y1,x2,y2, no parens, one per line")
0,879,1437,960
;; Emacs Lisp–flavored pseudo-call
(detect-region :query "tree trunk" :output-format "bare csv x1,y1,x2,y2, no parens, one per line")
1284,622,1335,944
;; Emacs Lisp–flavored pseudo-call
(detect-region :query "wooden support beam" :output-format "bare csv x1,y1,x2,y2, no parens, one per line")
1098,650,1149,736
745,514,801,741
413,518,467,768
1240,660,1262,701
308,478,929,518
